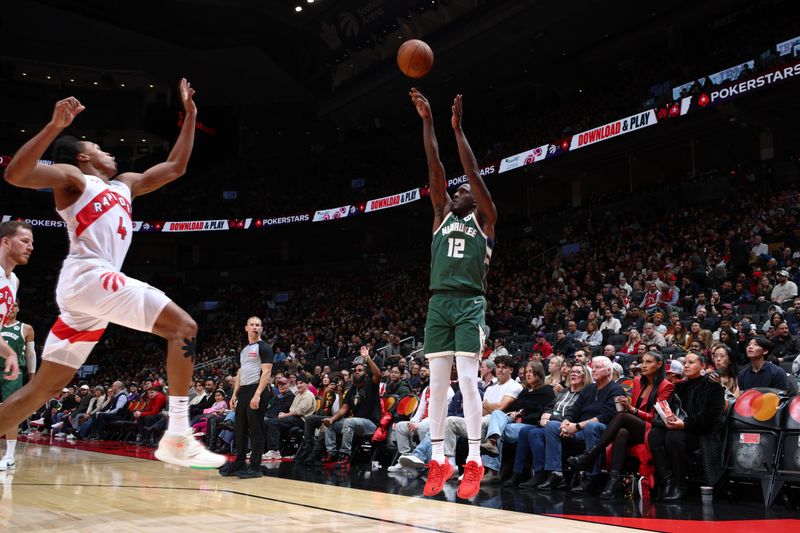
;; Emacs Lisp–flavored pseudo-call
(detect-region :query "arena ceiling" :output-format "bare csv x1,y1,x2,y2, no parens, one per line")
1,0,754,124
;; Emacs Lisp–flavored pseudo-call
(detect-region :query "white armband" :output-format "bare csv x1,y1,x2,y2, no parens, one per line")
26,341,36,373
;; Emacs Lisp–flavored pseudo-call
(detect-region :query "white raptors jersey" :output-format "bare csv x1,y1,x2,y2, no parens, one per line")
57,175,133,272
0,268,19,327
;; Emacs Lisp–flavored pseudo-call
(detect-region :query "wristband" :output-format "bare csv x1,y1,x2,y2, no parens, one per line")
576,422,582,431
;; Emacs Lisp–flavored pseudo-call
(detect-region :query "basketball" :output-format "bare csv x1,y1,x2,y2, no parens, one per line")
397,39,434,78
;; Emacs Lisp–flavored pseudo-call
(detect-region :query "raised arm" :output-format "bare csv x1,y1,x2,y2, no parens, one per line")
117,78,197,198
451,94,497,239
4,97,86,199
410,88,450,232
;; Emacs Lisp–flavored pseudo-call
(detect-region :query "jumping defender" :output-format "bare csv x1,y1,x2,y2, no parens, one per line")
2,79,224,469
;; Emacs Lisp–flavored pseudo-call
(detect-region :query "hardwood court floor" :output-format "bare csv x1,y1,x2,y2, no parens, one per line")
2,437,798,532
0,440,631,533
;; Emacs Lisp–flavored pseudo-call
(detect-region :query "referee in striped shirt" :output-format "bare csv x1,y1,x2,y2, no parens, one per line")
220,316,273,478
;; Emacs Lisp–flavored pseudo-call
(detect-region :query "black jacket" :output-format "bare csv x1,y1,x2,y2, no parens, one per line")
674,375,725,434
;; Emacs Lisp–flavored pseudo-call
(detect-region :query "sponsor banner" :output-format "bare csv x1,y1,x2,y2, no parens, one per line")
312,205,351,222
0,156,52,167
706,60,800,105
365,188,421,213
162,219,229,232
498,144,550,173
671,60,755,100
447,162,498,188
259,213,312,226
570,109,657,151
680,58,800,115
777,35,800,56
132,221,144,232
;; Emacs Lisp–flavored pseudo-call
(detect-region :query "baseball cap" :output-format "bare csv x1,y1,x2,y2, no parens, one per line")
778,270,790,277
276,377,289,385
721,303,733,310
62,388,70,393
666,360,684,375
80,384,90,390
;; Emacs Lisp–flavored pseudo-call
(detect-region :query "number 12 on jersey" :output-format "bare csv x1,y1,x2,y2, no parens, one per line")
447,237,465,258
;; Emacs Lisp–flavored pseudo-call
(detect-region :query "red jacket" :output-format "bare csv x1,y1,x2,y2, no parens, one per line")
531,340,553,358
606,376,674,497
139,391,166,418
630,376,674,424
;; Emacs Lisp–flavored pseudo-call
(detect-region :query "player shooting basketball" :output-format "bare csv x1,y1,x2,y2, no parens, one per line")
410,88,497,499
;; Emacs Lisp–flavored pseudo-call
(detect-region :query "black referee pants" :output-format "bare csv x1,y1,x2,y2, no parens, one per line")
234,383,269,466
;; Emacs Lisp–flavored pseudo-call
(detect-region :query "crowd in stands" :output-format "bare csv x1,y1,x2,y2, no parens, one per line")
17,167,800,502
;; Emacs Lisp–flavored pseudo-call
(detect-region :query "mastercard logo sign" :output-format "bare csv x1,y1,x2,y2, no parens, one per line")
789,396,800,424
734,389,781,422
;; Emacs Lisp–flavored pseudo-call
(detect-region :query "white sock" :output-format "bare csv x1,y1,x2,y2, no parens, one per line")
431,440,445,464
467,439,482,465
5,440,16,459
447,455,457,467
167,396,190,434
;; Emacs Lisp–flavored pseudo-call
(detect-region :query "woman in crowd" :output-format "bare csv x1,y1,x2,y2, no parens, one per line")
709,344,740,399
686,322,713,350
544,356,565,393
665,321,688,349
717,329,742,363
316,373,331,399
648,352,725,501
581,321,603,347
620,330,641,356
763,311,783,338
567,351,674,499
481,360,555,469
504,363,592,489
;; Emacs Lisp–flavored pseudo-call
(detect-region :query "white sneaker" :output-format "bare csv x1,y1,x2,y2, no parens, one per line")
398,454,426,478
51,422,64,430
0,458,15,471
387,462,406,473
154,430,226,469
262,450,280,461
54,432,67,438
66,434,77,441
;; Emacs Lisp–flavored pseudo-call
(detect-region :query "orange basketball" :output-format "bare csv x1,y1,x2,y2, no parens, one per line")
397,39,434,78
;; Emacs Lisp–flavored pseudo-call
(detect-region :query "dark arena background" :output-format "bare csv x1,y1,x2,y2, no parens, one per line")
1,0,800,531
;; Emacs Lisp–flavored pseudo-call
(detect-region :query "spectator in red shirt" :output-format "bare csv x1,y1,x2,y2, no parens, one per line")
135,387,167,443
532,333,553,358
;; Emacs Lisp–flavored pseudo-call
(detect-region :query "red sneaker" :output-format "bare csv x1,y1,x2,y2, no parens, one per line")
423,460,454,497
457,460,484,499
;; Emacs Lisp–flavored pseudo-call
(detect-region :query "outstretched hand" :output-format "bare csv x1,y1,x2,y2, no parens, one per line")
409,88,432,120
179,78,197,115
360,345,371,360
3,355,19,381
51,97,85,129
451,94,464,130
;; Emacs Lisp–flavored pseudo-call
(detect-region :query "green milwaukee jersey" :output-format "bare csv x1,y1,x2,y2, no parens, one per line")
1,321,26,369
430,211,493,293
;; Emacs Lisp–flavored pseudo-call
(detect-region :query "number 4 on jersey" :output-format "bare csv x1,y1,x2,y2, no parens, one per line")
116,216,127,240
447,237,465,258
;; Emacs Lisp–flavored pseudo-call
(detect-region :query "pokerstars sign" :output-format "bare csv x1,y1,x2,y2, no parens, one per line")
569,109,657,151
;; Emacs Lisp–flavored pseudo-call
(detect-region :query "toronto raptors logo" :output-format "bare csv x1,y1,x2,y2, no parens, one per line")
100,272,126,292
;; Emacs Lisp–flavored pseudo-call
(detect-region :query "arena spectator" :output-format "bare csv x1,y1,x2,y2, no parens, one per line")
322,347,381,466
264,374,316,460
738,337,791,392
567,351,673,499
648,352,725,501
771,270,798,304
